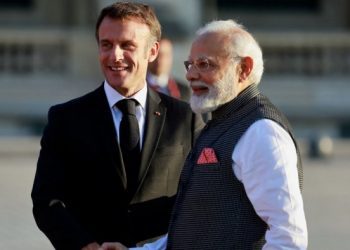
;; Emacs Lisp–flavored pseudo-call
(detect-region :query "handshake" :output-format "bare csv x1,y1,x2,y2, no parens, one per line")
82,242,129,250
98,242,128,250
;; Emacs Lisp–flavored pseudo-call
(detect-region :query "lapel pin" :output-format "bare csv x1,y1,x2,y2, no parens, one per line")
154,111,161,116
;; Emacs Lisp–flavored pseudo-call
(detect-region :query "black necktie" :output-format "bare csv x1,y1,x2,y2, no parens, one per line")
116,99,140,197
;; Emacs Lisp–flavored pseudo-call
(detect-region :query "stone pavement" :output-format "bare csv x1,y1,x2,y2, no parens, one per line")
0,137,349,249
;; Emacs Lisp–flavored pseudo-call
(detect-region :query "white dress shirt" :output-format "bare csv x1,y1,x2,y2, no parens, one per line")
130,119,308,250
104,81,147,147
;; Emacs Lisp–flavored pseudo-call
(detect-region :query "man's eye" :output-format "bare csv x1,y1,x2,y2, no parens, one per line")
100,43,112,49
197,61,209,69
122,43,136,50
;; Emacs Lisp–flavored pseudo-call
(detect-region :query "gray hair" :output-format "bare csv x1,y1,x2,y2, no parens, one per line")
196,20,264,84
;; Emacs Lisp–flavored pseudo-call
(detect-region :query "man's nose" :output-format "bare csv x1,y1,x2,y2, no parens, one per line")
113,46,123,61
186,67,200,82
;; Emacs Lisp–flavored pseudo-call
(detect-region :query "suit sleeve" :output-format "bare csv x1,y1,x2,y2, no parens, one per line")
31,106,94,249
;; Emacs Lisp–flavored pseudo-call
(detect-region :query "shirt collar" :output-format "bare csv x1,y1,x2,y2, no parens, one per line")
104,80,147,110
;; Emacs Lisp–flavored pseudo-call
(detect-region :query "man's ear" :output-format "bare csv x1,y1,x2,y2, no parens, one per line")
148,41,160,62
238,56,253,82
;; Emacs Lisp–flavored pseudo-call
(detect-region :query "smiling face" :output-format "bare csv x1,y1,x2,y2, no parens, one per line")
98,17,159,96
186,32,240,113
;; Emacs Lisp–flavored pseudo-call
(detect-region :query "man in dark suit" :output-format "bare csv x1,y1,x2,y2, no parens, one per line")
31,2,203,250
147,38,191,102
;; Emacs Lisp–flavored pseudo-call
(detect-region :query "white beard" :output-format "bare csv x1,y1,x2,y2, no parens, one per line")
190,70,238,114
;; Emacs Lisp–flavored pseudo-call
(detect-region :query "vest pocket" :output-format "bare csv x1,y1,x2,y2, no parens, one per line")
195,162,220,171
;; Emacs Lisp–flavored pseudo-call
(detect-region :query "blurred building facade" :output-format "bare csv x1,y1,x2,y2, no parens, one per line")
1,0,350,138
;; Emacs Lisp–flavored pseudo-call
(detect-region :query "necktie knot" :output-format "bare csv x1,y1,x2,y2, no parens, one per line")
116,99,138,116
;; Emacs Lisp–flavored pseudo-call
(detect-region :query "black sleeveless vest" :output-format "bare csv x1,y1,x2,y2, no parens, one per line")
167,84,303,250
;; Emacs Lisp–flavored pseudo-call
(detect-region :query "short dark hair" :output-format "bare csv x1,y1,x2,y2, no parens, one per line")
95,1,161,42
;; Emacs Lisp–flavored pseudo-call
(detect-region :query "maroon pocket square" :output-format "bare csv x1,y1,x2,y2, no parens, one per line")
197,148,218,164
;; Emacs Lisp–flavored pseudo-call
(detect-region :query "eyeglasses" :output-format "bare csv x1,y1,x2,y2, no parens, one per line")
184,57,214,72
184,56,243,72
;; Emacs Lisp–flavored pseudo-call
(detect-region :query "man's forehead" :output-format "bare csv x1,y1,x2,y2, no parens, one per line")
100,16,150,31
190,32,230,57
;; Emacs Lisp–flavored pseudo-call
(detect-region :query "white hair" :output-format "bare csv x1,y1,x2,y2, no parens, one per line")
196,20,264,84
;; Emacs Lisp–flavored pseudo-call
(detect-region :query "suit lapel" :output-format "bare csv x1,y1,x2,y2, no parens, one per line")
90,85,127,189
136,88,166,192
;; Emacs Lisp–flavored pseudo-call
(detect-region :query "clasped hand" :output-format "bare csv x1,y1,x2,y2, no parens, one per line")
81,241,128,250
98,242,128,250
